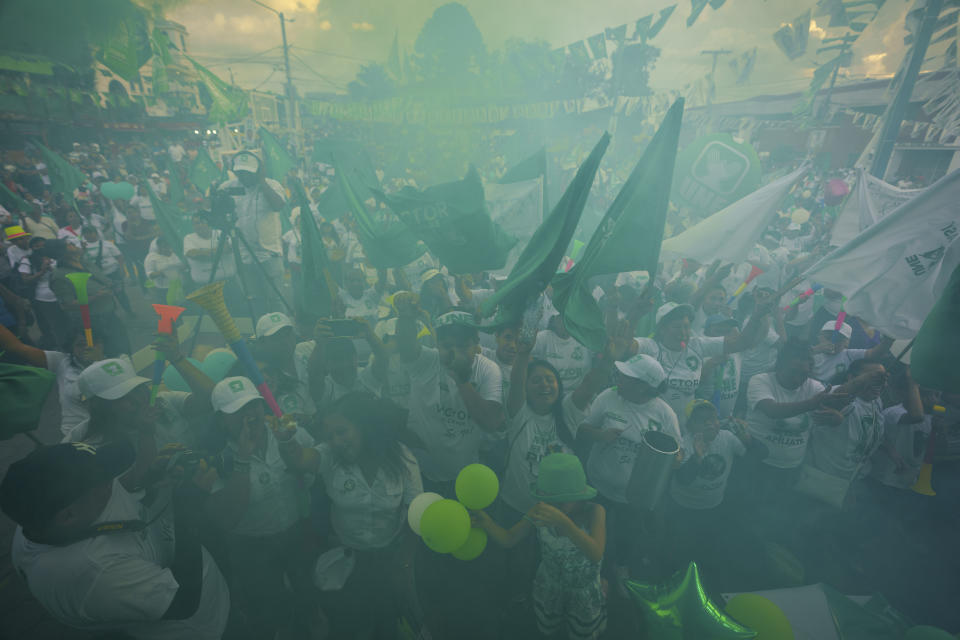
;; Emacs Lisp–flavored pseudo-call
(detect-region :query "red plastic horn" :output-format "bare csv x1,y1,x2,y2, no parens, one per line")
152,304,186,335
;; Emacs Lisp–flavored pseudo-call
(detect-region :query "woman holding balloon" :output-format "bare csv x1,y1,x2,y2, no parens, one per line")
282,391,423,639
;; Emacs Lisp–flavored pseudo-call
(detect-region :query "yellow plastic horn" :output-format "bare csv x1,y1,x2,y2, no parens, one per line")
186,280,241,343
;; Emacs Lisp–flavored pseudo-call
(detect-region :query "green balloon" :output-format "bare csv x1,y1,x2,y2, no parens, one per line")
626,563,756,640
419,499,470,553
455,463,499,510
725,594,793,640
452,527,487,561
162,349,237,391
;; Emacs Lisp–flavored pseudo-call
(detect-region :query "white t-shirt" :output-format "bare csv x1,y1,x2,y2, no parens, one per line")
358,353,411,409
218,178,285,262
338,287,382,326
18,257,57,302
6,244,29,268
11,479,229,640
739,326,781,383
403,348,503,482
871,406,931,489
315,442,423,550
291,340,373,415
696,354,742,420
281,229,301,264
584,389,681,503
502,394,583,513
810,397,884,479
531,330,591,391
746,373,825,469
221,427,314,537
481,346,513,406
129,194,155,220
812,348,868,384
670,430,746,509
143,252,184,290
44,351,87,436
182,231,234,284
83,239,123,275
634,336,725,431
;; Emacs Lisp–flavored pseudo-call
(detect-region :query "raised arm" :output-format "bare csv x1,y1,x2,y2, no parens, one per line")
472,508,534,549
153,332,214,418
394,292,423,363
0,323,47,368
507,334,535,418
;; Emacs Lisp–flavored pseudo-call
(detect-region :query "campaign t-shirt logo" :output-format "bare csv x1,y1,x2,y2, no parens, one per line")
101,362,124,376
685,355,700,370
343,479,356,492
648,418,662,432
699,454,727,480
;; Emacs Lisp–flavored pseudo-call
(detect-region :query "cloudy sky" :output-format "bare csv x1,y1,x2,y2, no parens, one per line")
164,0,933,101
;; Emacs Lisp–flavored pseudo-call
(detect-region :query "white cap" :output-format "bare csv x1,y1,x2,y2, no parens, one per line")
212,377,263,414
77,357,150,401
614,354,667,387
232,151,260,174
655,302,694,326
820,321,852,339
256,311,294,338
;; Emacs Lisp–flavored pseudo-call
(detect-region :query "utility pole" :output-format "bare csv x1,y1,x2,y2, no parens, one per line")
228,67,235,85
251,0,300,155
701,49,732,75
870,0,943,179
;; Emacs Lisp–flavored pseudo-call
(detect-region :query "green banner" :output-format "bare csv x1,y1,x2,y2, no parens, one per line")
672,132,762,216
34,141,86,203
553,99,684,351
94,3,152,81
187,55,248,123
259,127,295,181
188,148,219,194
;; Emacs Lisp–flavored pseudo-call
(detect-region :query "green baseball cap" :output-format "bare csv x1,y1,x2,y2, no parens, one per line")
530,453,597,503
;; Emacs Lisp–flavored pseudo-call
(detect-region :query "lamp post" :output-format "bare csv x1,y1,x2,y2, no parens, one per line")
250,0,300,154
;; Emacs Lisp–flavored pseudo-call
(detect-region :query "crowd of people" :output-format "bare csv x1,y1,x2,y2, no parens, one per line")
0,133,954,640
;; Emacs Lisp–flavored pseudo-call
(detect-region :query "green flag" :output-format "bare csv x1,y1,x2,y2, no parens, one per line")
552,98,684,351
167,167,184,207
479,135,609,321
34,141,85,203
912,262,960,393
93,2,152,81
339,165,425,270
144,181,185,260
378,167,517,275
293,179,336,320
187,55,248,123
150,28,172,94
188,148,219,194
0,181,30,214
0,362,56,439
312,138,379,218
500,147,549,217
259,127,295,182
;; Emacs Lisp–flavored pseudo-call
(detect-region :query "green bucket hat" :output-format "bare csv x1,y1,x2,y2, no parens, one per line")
530,453,597,503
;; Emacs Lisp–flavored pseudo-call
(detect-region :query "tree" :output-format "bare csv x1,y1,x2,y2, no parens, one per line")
347,63,396,101
411,3,486,90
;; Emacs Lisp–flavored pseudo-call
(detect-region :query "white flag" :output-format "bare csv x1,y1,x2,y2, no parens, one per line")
486,177,543,277
830,168,925,246
660,164,807,264
804,169,960,339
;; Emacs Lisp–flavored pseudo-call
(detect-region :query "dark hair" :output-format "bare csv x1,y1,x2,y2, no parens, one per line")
39,239,69,262
325,337,357,361
325,391,413,483
526,359,576,449
775,338,812,370
846,357,882,381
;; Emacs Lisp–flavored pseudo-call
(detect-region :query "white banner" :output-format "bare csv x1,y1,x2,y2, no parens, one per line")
831,169,925,247
485,177,544,277
660,164,807,264
805,169,960,339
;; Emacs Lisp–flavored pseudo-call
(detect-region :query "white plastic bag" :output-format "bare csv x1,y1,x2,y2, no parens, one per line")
313,546,356,591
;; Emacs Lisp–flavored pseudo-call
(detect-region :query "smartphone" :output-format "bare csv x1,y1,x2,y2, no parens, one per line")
327,319,362,338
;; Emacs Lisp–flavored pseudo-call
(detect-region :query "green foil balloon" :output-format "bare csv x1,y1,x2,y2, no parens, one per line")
625,563,756,640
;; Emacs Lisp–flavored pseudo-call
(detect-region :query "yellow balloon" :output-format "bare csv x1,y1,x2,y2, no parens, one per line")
419,499,471,553
455,463,500,510
791,208,810,225
725,594,794,640
452,527,488,561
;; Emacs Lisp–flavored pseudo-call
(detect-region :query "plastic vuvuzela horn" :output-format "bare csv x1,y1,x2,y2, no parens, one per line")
65,272,93,347
187,280,282,416
151,304,186,406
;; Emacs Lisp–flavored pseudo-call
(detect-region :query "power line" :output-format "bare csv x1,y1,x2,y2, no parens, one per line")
288,52,348,89
289,45,374,63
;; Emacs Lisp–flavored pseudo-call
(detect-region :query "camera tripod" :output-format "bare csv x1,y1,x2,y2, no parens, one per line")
186,215,294,354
